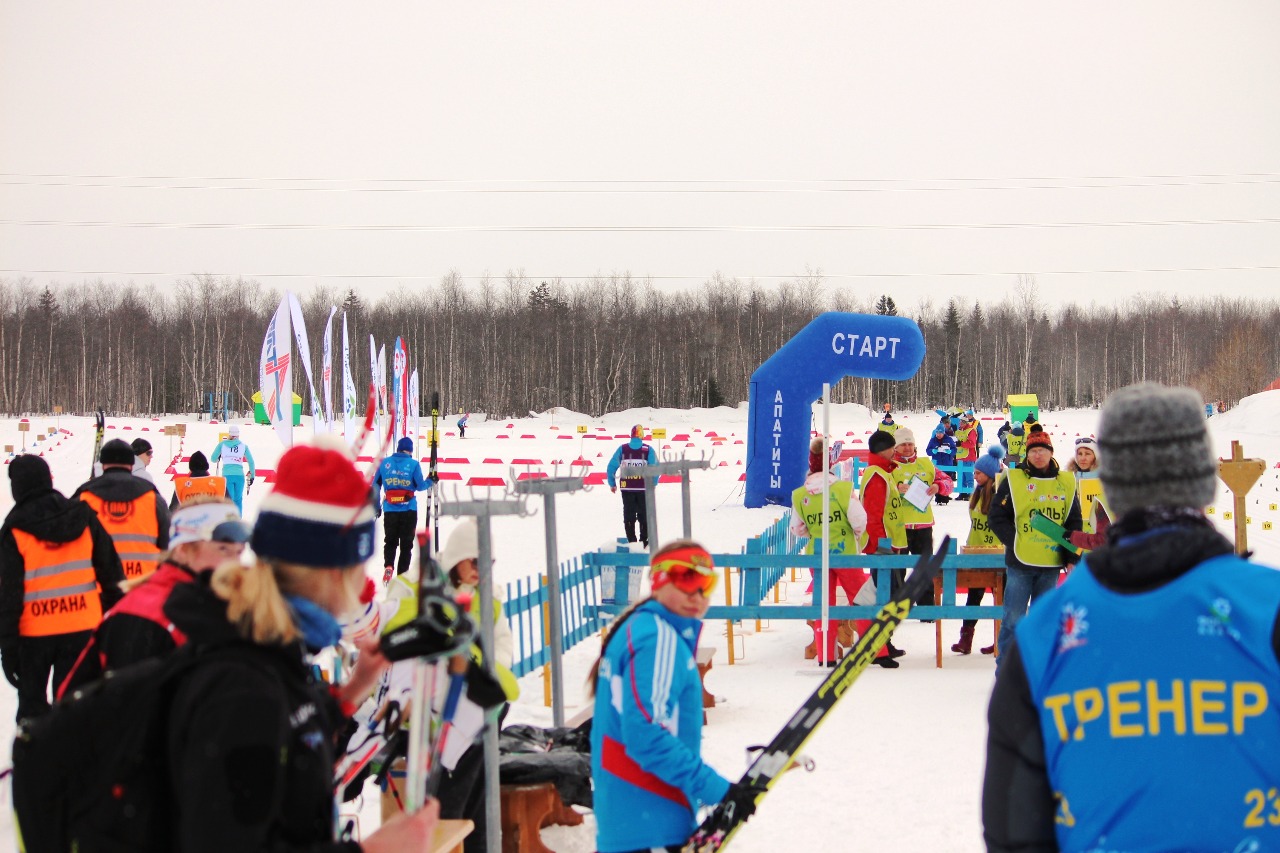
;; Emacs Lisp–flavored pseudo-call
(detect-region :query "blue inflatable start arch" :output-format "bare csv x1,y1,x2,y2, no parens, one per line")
744,312,925,508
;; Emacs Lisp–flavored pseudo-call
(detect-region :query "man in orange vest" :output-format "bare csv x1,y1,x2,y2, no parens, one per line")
73,438,170,583
0,455,124,720
168,450,227,511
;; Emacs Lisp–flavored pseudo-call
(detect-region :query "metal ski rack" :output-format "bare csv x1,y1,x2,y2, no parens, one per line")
511,464,590,728
620,451,714,555
439,487,530,853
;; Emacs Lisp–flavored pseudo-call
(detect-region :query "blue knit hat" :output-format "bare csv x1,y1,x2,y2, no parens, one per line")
974,445,1005,481
397,436,413,453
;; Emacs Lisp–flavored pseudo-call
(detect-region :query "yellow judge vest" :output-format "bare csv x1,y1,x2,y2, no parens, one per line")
792,481,867,555
1006,468,1077,567
892,457,935,527
859,466,906,550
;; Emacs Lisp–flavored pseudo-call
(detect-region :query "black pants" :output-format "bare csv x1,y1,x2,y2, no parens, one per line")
961,586,987,629
906,525,936,604
621,490,648,546
16,631,91,721
438,704,508,853
383,510,418,575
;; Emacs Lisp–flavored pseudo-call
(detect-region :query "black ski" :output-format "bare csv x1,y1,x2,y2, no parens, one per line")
89,409,104,478
685,537,951,853
428,392,440,552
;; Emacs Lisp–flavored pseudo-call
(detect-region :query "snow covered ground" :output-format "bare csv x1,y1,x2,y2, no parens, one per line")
1,393,1279,852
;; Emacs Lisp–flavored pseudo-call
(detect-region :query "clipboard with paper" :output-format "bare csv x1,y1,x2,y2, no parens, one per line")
902,475,932,512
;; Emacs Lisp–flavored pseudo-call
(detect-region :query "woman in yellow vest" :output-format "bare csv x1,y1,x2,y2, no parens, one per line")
987,425,1082,673
952,446,1005,655
790,438,895,666
891,428,941,612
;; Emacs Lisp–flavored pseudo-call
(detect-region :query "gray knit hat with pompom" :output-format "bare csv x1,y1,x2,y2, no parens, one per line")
1097,383,1217,518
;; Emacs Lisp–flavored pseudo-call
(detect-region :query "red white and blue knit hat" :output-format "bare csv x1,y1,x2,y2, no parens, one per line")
250,438,376,568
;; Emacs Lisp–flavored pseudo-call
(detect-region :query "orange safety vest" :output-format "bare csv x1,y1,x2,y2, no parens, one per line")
12,528,104,636
80,490,162,581
173,475,228,505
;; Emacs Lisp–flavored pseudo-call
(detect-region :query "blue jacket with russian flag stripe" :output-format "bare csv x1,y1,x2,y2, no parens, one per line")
590,598,730,852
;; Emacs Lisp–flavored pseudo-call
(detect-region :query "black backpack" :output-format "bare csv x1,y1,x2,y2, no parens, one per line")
11,643,250,853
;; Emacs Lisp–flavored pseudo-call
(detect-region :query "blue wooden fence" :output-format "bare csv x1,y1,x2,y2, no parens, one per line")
502,487,1001,678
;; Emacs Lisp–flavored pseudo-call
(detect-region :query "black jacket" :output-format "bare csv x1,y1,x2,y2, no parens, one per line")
0,488,125,645
161,582,360,853
72,467,171,549
982,519,1279,851
988,459,1083,571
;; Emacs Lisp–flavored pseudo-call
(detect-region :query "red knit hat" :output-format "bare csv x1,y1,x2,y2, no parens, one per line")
1024,424,1053,453
250,438,377,568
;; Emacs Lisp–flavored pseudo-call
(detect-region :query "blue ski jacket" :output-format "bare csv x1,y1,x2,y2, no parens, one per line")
591,599,730,852
373,451,431,513
606,438,657,490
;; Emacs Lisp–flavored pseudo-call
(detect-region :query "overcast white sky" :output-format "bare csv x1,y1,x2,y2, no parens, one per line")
2,2,1278,309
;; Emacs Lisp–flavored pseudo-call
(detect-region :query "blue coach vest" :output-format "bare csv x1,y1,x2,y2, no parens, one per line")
1016,553,1280,851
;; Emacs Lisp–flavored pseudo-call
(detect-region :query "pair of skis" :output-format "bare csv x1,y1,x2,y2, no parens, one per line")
88,409,104,478
684,537,951,853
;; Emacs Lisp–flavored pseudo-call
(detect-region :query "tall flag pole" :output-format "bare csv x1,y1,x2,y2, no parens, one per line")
260,295,294,448
368,335,380,442
392,336,407,445
342,313,357,445
377,344,388,444
409,369,420,457
321,306,338,432
286,292,323,436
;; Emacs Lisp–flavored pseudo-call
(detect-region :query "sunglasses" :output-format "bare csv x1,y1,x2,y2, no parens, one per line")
653,552,718,595
1074,437,1095,447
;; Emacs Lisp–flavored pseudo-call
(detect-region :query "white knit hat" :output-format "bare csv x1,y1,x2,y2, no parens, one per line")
169,501,248,549
438,519,481,573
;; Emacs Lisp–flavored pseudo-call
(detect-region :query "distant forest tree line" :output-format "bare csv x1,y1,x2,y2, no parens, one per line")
0,272,1276,418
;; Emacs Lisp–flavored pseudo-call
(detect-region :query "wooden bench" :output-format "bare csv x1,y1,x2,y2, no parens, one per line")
432,819,475,853
500,782,583,853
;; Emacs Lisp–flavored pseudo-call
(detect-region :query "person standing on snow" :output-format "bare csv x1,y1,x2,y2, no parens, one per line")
210,424,255,513
952,445,1005,656
606,424,657,548
926,425,957,472
158,438,439,851
790,437,894,667
169,450,228,511
373,436,432,584
858,429,908,661
73,438,170,583
983,383,1280,851
0,455,124,721
457,412,469,439
589,540,759,852
987,424,1081,674
58,497,249,696
130,437,157,486
892,428,943,612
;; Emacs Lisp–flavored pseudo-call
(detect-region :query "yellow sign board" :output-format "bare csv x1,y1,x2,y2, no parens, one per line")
52,406,62,414
1264,522,1274,531
1223,511,1233,520
1271,504,1278,512
1207,507,1216,515
576,425,588,434
652,428,668,439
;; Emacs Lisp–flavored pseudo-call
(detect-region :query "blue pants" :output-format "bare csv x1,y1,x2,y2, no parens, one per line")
225,474,245,513
996,565,1059,674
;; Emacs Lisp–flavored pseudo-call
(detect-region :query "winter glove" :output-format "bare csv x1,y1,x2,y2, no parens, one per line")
1,642,19,687
722,780,764,824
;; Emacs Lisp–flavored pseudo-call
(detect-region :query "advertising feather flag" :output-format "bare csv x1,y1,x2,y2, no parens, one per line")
321,306,337,432
286,292,323,435
342,313,358,445
260,295,293,448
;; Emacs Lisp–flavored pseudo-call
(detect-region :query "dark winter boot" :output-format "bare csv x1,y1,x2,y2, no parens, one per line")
951,625,975,655
980,642,996,655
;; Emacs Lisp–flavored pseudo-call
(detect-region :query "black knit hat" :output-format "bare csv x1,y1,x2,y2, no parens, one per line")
99,438,135,467
130,438,153,456
188,450,210,475
9,454,53,502
868,430,896,455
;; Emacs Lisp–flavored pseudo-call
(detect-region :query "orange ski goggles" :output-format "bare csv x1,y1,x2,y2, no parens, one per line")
651,545,717,595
